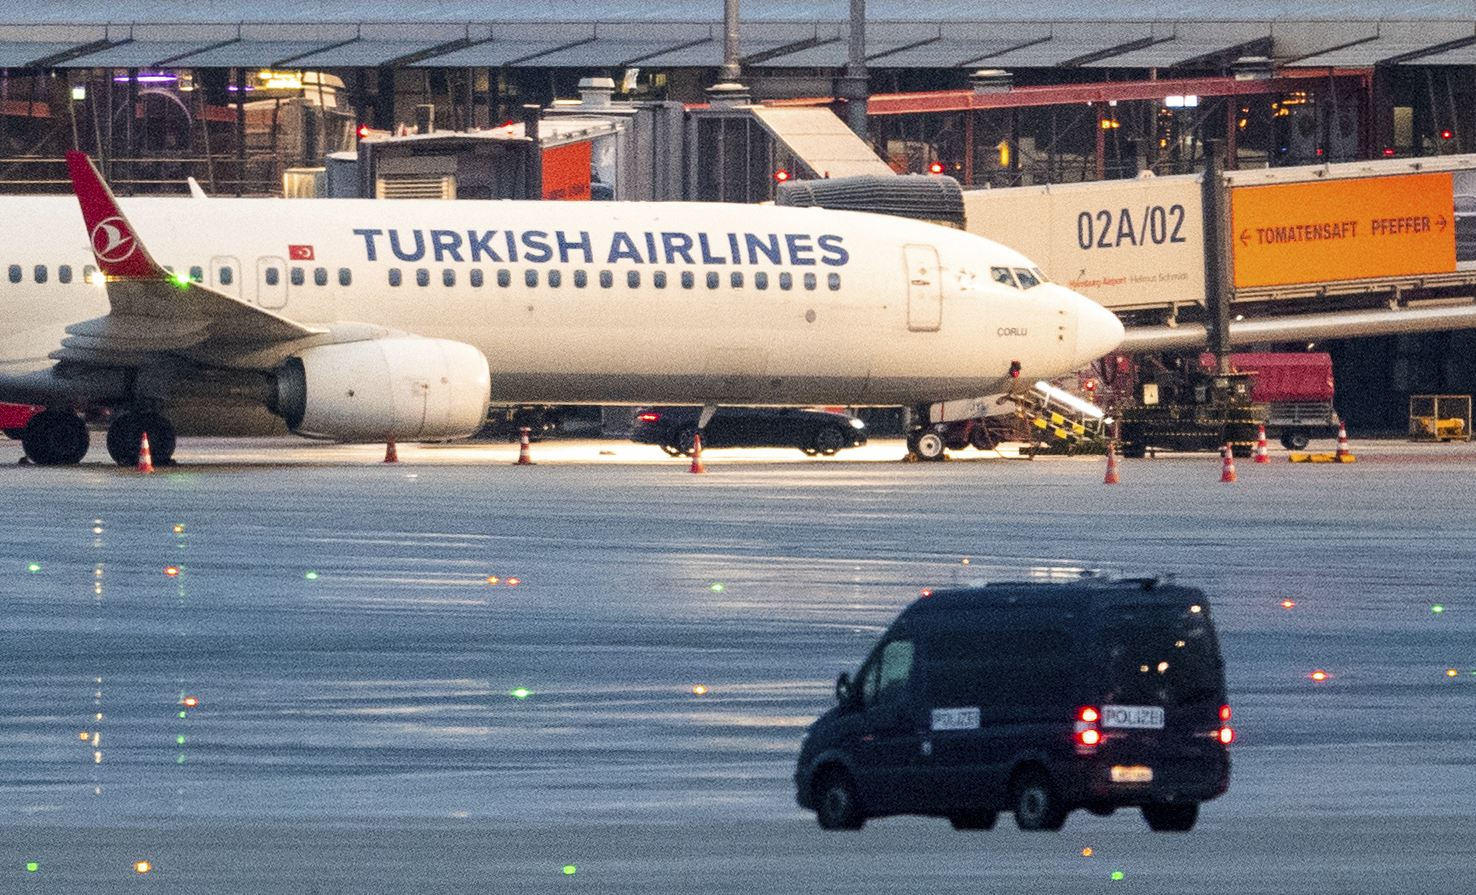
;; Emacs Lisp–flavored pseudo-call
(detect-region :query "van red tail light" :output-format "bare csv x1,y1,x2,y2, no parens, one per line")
1218,705,1234,743
1219,704,1231,721
637,413,660,422
1074,706,1101,750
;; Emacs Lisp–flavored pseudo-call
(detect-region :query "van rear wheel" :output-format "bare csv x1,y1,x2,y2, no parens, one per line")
1141,801,1198,832
1013,771,1068,831
814,770,864,831
949,810,997,830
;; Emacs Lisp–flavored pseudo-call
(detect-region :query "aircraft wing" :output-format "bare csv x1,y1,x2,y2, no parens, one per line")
56,151,323,365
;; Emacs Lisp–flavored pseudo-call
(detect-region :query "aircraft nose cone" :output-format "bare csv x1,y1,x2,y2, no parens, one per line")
1075,295,1125,364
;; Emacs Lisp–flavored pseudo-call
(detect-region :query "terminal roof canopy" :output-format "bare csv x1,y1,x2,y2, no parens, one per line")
5,3,1476,69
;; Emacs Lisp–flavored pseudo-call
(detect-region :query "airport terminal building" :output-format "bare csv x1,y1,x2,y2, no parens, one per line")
6,1,1476,428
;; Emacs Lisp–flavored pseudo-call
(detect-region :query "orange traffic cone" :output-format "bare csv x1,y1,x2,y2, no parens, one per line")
690,432,706,473
137,431,154,472
383,438,399,463
1220,444,1236,483
1103,440,1120,484
1335,420,1352,460
514,427,533,465
1254,426,1270,463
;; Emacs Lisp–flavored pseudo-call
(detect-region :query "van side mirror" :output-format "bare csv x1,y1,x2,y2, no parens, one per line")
835,671,853,705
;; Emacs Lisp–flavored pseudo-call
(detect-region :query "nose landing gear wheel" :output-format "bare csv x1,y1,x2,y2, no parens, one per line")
909,430,947,461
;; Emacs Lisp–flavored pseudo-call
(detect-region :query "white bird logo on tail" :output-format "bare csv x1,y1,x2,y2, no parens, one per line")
90,216,136,263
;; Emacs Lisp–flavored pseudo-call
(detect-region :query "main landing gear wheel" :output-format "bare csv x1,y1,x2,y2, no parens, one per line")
106,412,177,466
20,409,90,466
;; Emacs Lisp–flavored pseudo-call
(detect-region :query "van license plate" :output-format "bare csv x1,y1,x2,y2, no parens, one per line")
1111,765,1153,783
1100,705,1165,729
931,707,981,731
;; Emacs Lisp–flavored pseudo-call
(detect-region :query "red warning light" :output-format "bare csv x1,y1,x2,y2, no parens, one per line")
928,162,944,174
356,124,371,138
1442,129,1455,140
1383,148,1397,156
774,169,790,182
503,120,516,135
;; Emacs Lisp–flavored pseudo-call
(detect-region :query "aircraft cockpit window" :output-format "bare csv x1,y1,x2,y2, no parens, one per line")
339,268,352,287
1033,267,1049,283
314,267,328,286
803,272,816,291
290,267,304,287
755,272,768,290
442,268,455,287
991,267,1018,288
7,264,20,284
59,265,72,284
1014,268,1041,289
731,272,744,288
828,273,841,291
388,268,402,287
779,272,793,291
416,268,430,287
33,265,46,284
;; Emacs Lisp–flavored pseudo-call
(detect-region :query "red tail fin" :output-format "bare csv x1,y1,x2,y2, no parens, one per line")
66,150,163,280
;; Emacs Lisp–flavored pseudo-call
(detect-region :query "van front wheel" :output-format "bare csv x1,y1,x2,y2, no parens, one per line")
1013,771,1068,831
815,770,864,831
1141,801,1198,832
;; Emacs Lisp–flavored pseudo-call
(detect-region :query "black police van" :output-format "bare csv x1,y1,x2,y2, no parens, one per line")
794,577,1232,832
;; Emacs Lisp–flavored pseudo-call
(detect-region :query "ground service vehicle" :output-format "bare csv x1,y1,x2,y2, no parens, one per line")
630,406,867,456
1117,360,1263,457
1209,353,1339,450
795,577,1232,832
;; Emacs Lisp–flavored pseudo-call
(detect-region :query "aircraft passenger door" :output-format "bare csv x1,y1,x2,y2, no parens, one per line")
211,256,241,299
903,244,942,332
257,256,287,309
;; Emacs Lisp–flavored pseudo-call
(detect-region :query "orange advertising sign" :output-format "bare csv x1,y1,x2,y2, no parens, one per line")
1231,173,1455,288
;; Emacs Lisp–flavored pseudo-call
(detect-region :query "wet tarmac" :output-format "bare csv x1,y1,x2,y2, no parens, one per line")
1,434,1473,893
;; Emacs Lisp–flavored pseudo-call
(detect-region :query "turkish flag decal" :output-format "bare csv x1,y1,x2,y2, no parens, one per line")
289,244,315,260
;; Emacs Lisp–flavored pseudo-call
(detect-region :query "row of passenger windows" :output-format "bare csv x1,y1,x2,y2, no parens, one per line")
8,264,93,284
385,267,844,292
6,262,840,293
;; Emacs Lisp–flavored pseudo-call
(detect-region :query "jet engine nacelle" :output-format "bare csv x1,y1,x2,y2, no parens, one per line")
274,337,490,441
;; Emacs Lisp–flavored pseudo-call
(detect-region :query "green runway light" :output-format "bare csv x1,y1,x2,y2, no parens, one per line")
1111,871,1124,881
177,735,186,745
1431,604,1444,613
305,571,319,580
710,583,724,592
562,865,577,875
511,688,530,699
26,862,38,872
28,563,39,572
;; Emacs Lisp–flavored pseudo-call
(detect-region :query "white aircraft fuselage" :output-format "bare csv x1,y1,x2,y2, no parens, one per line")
0,176,1123,461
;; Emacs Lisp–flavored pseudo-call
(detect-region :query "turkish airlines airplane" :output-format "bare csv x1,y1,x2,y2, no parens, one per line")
0,151,1123,465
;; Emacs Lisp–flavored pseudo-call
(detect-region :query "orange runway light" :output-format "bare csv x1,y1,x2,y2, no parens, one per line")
1281,600,1296,609
1309,669,1329,681
165,567,179,577
692,685,707,695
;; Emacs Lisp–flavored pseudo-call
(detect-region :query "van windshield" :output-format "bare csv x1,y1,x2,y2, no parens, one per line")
1100,604,1222,706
